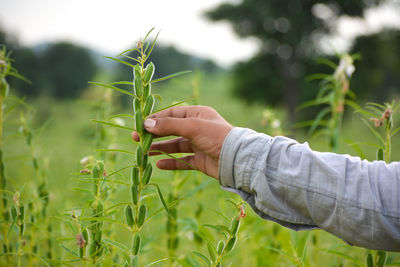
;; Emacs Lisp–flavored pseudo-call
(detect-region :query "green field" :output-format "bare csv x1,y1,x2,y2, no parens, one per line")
2,70,400,266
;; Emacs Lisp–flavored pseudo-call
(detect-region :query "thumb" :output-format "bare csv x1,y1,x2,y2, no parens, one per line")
144,117,198,139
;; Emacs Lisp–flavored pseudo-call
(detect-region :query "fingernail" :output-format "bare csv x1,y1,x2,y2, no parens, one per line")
144,119,156,128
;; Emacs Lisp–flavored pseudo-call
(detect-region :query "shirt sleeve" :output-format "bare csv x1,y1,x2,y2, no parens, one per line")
218,127,400,252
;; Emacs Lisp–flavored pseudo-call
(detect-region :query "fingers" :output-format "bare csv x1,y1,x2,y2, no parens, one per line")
156,155,196,171
144,117,200,139
149,105,217,119
149,137,193,155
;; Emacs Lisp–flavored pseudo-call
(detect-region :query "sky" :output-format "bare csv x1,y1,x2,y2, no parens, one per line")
0,0,399,67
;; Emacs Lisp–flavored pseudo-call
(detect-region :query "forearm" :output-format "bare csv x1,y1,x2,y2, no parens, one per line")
219,127,400,251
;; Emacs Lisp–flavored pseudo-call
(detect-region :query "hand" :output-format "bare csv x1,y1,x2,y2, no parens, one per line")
131,106,233,179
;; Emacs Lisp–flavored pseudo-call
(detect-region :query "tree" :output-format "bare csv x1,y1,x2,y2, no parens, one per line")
41,42,97,98
206,0,383,121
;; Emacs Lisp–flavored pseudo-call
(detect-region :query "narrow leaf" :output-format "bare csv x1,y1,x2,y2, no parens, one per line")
92,119,135,131
192,251,211,267
89,82,135,97
104,56,135,68
150,71,192,84
152,184,172,217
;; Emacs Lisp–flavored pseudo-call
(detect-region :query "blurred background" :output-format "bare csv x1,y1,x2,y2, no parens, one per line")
2,0,400,265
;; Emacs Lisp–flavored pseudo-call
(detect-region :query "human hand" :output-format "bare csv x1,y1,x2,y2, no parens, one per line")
131,106,233,179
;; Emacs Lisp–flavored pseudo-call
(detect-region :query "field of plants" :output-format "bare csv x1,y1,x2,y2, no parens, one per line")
1,30,400,266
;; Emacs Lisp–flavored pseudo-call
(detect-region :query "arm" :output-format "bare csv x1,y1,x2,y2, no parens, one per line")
219,127,400,251
132,105,400,251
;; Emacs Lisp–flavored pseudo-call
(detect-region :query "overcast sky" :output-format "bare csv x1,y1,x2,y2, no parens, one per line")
0,0,399,66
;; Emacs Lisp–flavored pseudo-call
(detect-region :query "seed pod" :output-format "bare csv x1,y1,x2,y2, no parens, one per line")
132,234,141,255
142,163,153,185
11,206,17,221
98,161,105,178
96,201,104,215
136,146,143,166
125,205,134,227
79,247,84,259
131,167,139,185
0,81,9,98
19,205,25,221
142,132,153,154
143,62,155,83
131,185,138,205
133,65,141,80
135,110,143,134
95,230,102,242
166,220,173,233
143,154,148,167
20,223,25,237
32,157,38,170
89,242,97,257
207,243,216,261
143,84,151,99
137,204,147,227
143,95,154,117
132,97,141,114
82,229,88,244
225,236,236,252
230,217,240,235
134,76,143,97
217,240,225,254
216,263,221,267
367,253,373,267
172,237,179,250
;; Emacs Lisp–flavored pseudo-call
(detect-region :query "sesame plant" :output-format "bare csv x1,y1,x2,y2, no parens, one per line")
298,53,358,152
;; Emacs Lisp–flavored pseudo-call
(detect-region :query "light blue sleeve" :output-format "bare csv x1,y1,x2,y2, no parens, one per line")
218,127,400,251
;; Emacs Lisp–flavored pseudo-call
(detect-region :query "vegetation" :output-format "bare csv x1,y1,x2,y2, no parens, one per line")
1,28,400,266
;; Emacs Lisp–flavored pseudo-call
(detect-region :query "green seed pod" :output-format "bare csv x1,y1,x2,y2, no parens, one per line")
20,223,25,237
217,240,225,254
135,110,143,134
132,234,141,255
136,146,143,166
97,201,104,215
142,163,153,185
32,157,38,170
134,76,143,97
131,167,139,185
125,205,134,227
216,263,221,267
225,236,236,252
79,247,84,258
89,242,97,258
166,220,173,233
143,154,148,167
172,237,179,250
143,62,155,83
143,95,154,117
137,204,147,227
377,251,387,267
207,243,216,261
82,229,88,244
131,185,138,205
98,161,105,177
96,230,102,242
142,132,153,154
367,253,373,267
143,84,151,99
19,205,25,221
0,80,9,98
133,65,141,80
133,97,141,113
11,206,17,221
230,217,240,235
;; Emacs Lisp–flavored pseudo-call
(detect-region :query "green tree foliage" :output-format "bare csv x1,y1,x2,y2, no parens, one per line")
205,0,384,121
350,30,400,102
41,42,97,98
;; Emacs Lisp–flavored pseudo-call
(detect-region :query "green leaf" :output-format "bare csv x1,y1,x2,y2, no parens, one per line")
59,244,79,257
88,82,135,97
391,126,400,137
108,113,134,120
152,99,192,115
92,119,135,131
360,118,385,147
344,140,367,159
120,54,141,64
96,148,135,155
308,107,330,136
109,81,134,86
323,249,363,267
203,224,229,238
145,30,160,59
377,148,384,161
316,57,338,69
305,73,333,82
152,184,172,217
102,238,129,252
104,56,135,68
191,251,211,267
143,27,155,42
145,258,170,267
150,71,192,84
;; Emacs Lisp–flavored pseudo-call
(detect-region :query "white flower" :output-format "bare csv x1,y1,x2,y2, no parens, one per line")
335,54,355,79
